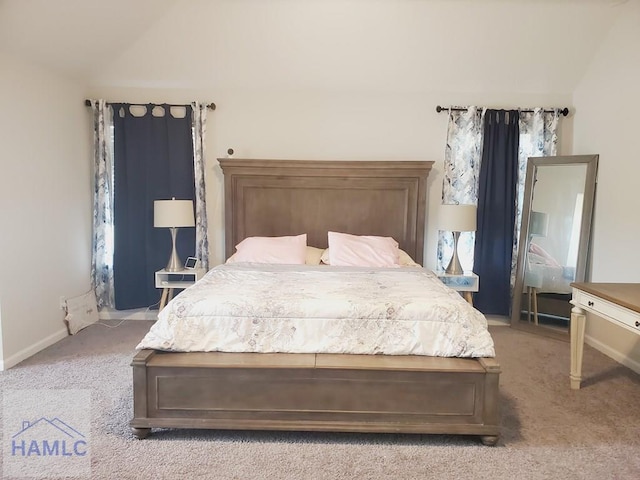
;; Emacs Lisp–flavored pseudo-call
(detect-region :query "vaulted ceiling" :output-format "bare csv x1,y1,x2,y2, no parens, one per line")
0,0,178,77
0,0,629,94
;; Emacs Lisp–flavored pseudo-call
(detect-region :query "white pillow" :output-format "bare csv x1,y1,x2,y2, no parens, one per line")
327,232,400,267
226,234,307,265
64,291,99,335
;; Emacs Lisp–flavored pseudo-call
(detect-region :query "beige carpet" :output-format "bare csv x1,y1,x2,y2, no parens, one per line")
1,321,639,479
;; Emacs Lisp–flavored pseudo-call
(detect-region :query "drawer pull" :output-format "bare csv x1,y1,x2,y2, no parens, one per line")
636,321,640,328
587,301,594,307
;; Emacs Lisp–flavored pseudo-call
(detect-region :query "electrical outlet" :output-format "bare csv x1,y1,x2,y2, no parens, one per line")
59,296,66,310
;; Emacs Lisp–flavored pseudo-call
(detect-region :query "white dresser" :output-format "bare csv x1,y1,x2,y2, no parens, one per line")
569,283,640,389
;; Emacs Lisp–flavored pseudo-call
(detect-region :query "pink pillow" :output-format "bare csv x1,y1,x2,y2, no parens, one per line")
321,248,420,267
327,232,400,267
227,234,307,264
528,242,561,267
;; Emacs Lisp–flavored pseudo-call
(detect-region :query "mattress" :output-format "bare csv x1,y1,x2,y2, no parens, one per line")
137,264,495,357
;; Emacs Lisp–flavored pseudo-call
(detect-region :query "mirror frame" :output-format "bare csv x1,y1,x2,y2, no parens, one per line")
510,154,599,339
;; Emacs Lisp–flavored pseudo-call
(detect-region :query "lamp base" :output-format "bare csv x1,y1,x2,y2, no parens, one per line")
165,227,183,272
445,231,464,275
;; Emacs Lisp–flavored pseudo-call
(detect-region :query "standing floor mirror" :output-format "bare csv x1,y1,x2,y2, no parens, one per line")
511,154,598,339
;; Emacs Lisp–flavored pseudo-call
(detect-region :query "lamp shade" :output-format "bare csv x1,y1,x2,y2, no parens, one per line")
154,199,195,228
529,211,549,237
439,204,477,232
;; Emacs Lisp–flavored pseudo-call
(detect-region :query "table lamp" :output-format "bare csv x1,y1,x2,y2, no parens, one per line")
529,211,549,238
440,204,477,275
154,198,195,272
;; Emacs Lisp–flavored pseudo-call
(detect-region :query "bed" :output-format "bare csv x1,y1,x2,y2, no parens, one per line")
130,159,501,445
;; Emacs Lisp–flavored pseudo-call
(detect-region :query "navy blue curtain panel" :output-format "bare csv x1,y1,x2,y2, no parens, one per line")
112,104,195,310
473,110,520,315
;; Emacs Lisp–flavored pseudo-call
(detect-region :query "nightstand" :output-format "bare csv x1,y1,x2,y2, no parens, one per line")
155,268,206,311
436,271,479,306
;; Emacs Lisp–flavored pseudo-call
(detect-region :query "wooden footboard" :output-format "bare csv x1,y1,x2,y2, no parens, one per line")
130,350,501,445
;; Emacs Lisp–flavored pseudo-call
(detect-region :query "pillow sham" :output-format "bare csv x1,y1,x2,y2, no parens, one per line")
321,247,421,267
305,246,325,266
398,249,421,267
226,234,307,265
528,242,561,267
326,231,400,267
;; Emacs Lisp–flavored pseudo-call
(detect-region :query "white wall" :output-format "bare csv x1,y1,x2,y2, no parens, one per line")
573,0,640,370
0,51,92,369
87,0,603,269
90,89,574,272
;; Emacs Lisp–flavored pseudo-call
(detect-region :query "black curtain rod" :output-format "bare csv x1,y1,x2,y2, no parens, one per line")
84,99,216,110
436,105,569,117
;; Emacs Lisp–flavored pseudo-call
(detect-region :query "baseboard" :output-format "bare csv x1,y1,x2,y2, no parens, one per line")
486,315,510,326
585,334,640,375
99,307,157,321
1,327,69,370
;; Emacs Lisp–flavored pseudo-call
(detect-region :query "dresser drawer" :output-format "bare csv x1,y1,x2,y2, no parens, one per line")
574,290,640,334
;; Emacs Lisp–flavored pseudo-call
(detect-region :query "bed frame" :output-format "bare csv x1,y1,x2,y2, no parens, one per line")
130,159,501,445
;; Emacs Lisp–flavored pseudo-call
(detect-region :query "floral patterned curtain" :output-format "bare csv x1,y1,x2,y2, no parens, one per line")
437,107,485,272
191,102,210,271
90,99,115,308
511,108,560,286
439,106,560,285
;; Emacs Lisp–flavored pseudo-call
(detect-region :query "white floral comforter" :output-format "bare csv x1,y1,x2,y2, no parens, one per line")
137,264,495,357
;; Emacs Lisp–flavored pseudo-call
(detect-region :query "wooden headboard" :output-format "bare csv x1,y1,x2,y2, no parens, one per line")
218,159,434,265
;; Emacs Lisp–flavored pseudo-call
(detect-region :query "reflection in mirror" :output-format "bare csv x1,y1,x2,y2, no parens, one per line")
511,155,598,338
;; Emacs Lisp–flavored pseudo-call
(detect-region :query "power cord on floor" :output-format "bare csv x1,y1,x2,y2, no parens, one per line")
146,299,161,312
96,299,161,328
97,319,127,328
